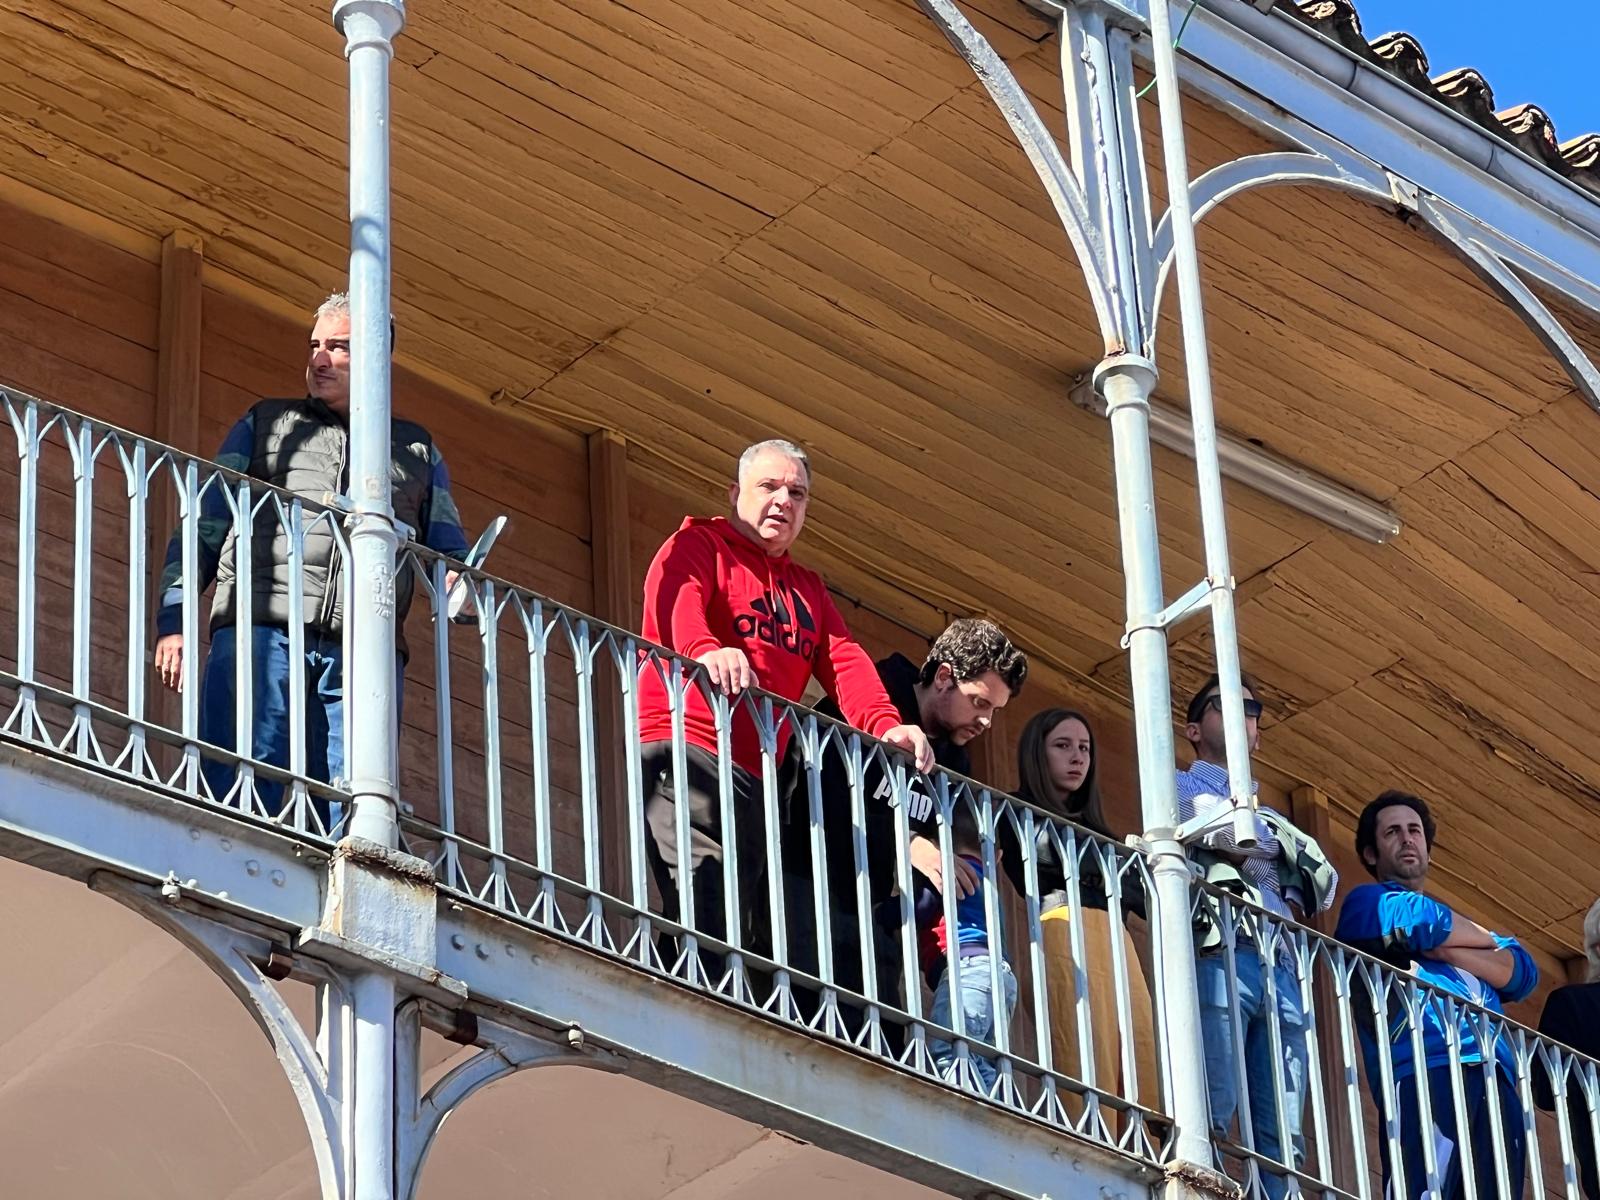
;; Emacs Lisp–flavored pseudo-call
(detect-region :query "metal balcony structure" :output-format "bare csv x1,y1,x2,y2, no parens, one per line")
3,382,1600,1200
7,0,1600,1198
0,379,1174,1199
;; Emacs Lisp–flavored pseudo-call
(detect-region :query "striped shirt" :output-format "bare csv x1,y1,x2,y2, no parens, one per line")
1175,757,1295,923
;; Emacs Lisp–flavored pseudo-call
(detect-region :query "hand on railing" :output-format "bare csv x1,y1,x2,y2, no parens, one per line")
694,646,753,695
440,569,471,622
153,632,186,693
881,723,934,773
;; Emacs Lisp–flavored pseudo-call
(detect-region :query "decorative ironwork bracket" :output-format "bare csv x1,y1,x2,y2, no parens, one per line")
913,0,1600,400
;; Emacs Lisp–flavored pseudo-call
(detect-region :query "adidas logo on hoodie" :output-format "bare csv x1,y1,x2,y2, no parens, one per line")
734,581,817,661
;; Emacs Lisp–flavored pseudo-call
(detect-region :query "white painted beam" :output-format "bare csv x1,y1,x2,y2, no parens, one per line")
436,902,1153,1200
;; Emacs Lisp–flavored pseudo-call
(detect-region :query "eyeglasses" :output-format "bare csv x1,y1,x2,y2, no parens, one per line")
1203,695,1263,720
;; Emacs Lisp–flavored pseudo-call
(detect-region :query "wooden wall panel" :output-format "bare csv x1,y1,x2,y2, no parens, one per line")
0,200,158,759
0,207,158,430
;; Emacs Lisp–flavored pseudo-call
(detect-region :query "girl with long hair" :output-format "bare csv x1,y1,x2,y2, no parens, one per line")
1004,708,1157,1124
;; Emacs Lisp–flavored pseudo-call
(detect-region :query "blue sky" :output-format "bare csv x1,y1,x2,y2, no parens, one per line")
1344,1,1600,137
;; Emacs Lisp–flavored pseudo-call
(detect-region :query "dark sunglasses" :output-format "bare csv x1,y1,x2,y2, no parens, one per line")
1202,695,1263,720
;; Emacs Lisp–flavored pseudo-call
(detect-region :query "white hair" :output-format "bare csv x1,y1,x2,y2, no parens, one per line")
737,438,810,484
313,291,394,347
1585,896,1600,983
314,291,350,321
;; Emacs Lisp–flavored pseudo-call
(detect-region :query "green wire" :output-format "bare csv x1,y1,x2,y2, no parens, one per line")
1135,0,1203,99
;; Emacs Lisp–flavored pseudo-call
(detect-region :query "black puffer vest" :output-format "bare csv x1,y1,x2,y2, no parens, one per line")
210,398,436,654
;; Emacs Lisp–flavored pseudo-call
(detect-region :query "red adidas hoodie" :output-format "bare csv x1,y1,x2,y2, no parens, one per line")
637,516,902,774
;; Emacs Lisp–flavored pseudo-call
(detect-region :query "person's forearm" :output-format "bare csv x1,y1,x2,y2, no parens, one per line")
1433,944,1515,988
1439,914,1498,949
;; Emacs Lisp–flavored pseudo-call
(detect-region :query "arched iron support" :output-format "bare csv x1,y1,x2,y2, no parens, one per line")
912,0,1120,343
394,1002,624,1200
1144,151,1398,353
1416,195,1600,410
92,876,349,1199
1126,36,1600,395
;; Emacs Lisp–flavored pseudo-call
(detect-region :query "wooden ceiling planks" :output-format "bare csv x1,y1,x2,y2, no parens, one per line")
1138,77,1572,496
1177,219,1539,467
1465,431,1600,578
147,0,720,332
150,0,777,313
1397,469,1600,690
687,89,1318,570
0,12,348,291
1233,570,1401,711
409,7,818,217
557,0,933,140
1178,94,1571,399
1280,540,1600,778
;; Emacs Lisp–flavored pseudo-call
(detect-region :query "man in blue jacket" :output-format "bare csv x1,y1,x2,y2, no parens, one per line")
1335,791,1537,1200
152,293,470,825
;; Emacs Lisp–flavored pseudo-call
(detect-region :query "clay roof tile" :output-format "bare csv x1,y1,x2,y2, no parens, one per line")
1273,0,1600,194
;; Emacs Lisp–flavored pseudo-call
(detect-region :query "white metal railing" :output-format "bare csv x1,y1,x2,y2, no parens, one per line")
0,387,349,836
5,384,1598,1195
392,533,1173,1159
1195,885,1596,1200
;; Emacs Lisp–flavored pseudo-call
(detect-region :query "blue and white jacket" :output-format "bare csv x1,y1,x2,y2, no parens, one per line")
1334,881,1537,1080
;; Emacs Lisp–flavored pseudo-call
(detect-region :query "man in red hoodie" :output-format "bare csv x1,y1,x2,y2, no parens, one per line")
638,438,933,958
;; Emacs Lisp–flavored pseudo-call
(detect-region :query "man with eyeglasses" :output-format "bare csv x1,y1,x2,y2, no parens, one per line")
1177,672,1338,1200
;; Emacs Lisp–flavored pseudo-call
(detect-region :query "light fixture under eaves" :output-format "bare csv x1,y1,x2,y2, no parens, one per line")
1069,380,1402,544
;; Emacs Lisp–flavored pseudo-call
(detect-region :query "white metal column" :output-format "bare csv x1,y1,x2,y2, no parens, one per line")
917,0,1269,1179
331,2,408,1195
1141,0,1258,836
334,0,405,851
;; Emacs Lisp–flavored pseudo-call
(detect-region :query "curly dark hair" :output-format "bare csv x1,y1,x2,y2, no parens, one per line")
1354,790,1437,877
917,617,1028,697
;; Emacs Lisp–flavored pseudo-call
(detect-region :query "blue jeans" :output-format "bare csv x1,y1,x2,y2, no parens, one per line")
930,953,1019,1091
1198,949,1309,1200
199,626,354,827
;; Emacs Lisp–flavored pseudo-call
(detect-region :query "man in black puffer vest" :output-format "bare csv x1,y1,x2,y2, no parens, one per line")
152,292,470,825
